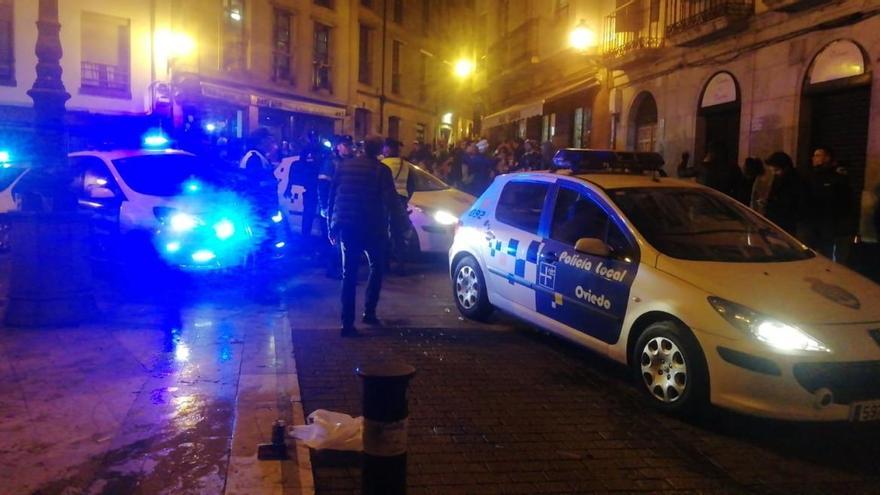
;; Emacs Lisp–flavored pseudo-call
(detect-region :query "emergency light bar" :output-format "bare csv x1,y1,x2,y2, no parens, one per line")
553,148,665,175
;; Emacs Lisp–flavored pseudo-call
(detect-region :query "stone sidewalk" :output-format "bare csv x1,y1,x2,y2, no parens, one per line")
0,271,313,494
288,264,880,495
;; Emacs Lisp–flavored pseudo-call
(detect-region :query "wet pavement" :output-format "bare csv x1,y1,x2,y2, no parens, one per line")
289,261,880,495
0,257,311,495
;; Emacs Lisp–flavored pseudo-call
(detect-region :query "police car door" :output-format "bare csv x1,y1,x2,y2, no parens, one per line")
535,181,638,344
71,156,123,260
484,179,552,310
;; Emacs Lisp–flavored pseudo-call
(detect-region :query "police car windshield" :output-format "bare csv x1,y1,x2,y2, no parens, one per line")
610,187,814,263
412,166,449,192
113,154,222,196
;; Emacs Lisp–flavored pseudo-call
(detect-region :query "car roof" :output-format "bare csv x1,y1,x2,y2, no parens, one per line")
68,149,195,161
503,171,704,191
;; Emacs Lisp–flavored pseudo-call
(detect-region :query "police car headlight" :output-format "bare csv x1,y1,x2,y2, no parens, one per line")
708,297,830,353
170,213,199,232
433,210,458,226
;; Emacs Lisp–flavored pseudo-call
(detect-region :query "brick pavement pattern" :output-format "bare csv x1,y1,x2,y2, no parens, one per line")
292,326,880,495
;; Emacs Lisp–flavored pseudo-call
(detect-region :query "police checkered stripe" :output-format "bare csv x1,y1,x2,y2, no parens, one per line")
494,237,542,280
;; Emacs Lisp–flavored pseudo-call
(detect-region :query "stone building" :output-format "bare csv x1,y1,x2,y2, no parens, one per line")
476,0,880,241
0,0,475,158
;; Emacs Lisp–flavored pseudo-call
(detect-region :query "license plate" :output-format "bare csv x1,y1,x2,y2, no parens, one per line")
849,400,880,422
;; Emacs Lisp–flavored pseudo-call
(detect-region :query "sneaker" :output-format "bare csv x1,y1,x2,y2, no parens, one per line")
340,326,360,337
362,313,381,326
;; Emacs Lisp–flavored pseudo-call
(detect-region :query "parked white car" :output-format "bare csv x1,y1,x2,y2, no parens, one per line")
450,169,880,422
0,165,29,250
279,156,474,254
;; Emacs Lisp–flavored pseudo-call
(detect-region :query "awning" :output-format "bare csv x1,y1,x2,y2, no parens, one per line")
542,77,600,103
482,99,544,129
200,82,346,119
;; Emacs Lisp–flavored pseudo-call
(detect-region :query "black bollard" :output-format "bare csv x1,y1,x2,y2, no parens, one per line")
257,419,290,460
357,362,416,495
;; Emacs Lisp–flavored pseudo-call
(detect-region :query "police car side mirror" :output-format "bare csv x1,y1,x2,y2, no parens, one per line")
574,237,611,257
87,185,116,200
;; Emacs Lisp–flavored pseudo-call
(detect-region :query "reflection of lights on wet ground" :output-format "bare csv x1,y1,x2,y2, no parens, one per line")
175,342,191,362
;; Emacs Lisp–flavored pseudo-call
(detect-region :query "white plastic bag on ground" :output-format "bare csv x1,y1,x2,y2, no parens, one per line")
290,409,364,451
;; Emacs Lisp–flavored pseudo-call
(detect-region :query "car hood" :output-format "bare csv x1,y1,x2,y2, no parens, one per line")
656,254,880,325
411,188,475,216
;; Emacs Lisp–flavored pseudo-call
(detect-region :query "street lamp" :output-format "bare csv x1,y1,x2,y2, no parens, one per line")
154,29,195,76
569,19,597,52
453,58,475,79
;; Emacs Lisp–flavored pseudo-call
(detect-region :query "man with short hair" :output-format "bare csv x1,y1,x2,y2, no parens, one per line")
328,136,403,336
802,146,855,262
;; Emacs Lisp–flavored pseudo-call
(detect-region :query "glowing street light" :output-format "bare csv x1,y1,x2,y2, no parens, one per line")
569,19,597,52
155,30,196,60
453,59,475,79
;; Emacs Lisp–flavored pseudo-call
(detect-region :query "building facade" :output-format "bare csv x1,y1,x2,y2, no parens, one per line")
0,0,475,160
477,0,880,241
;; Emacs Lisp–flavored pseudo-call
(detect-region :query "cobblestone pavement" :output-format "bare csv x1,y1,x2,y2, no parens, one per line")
289,263,880,495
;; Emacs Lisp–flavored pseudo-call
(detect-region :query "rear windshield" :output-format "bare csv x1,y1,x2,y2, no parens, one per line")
609,187,814,263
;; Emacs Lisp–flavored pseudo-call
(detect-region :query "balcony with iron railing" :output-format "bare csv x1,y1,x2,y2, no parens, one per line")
603,0,665,70
664,0,753,46
80,61,130,97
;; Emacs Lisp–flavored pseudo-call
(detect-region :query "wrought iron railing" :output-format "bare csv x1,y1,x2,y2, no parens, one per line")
664,0,753,36
80,61,129,91
603,0,664,59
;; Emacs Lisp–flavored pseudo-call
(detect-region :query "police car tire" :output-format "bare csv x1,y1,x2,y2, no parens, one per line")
453,255,493,321
632,322,708,416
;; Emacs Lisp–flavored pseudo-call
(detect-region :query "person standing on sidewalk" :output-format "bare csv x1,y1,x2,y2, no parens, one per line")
328,136,403,337
318,135,354,279
381,138,416,275
801,146,855,262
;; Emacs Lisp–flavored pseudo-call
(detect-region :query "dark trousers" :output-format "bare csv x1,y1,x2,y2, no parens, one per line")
302,190,319,238
340,232,386,328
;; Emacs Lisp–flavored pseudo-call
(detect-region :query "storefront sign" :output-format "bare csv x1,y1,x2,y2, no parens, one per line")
701,72,738,108
482,100,544,129
251,94,346,119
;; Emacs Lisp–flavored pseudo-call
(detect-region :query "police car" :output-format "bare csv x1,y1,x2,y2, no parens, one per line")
68,148,284,270
449,150,880,421
0,162,29,250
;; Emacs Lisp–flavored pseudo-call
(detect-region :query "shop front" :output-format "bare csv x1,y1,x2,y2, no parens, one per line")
542,84,599,149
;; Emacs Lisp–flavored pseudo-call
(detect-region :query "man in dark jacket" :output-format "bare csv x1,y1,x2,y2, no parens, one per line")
328,136,402,336
801,146,855,262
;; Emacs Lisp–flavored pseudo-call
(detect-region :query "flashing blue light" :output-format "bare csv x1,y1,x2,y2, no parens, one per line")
322,139,332,149
165,241,181,253
213,219,235,240
274,241,286,249
144,134,170,147
170,213,198,232
0,151,9,163
205,123,217,133
271,210,283,223
192,249,216,263
184,180,201,193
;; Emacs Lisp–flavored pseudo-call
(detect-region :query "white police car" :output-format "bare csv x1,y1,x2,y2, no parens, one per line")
68,149,283,269
449,164,880,421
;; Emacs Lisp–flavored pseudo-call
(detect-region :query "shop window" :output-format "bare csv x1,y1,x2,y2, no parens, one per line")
273,10,292,82
80,12,130,98
388,116,401,141
391,40,402,94
572,107,592,148
0,0,13,86
393,0,404,24
223,0,245,71
496,181,549,234
542,113,557,143
359,24,372,85
313,23,332,91
355,108,371,139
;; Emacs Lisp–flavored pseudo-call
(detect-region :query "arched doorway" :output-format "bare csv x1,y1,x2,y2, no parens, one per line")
799,40,872,202
630,92,658,152
696,71,740,167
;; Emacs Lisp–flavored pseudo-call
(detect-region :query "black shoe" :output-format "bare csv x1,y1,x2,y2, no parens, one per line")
362,313,381,326
341,326,360,337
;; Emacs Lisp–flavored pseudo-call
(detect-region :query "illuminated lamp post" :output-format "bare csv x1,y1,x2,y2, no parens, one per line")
5,0,96,326
569,19,598,53
153,30,195,134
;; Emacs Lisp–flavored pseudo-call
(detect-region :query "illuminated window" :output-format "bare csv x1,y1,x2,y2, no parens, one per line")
80,12,131,97
313,23,331,91
0,0,13,85
273,10,292,82
223,0,245,71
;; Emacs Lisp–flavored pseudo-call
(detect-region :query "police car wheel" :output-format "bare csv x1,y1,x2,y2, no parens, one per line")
453,256,492,321
632,322,708,415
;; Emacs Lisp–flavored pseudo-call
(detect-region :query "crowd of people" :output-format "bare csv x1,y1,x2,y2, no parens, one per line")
676,143,860,263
